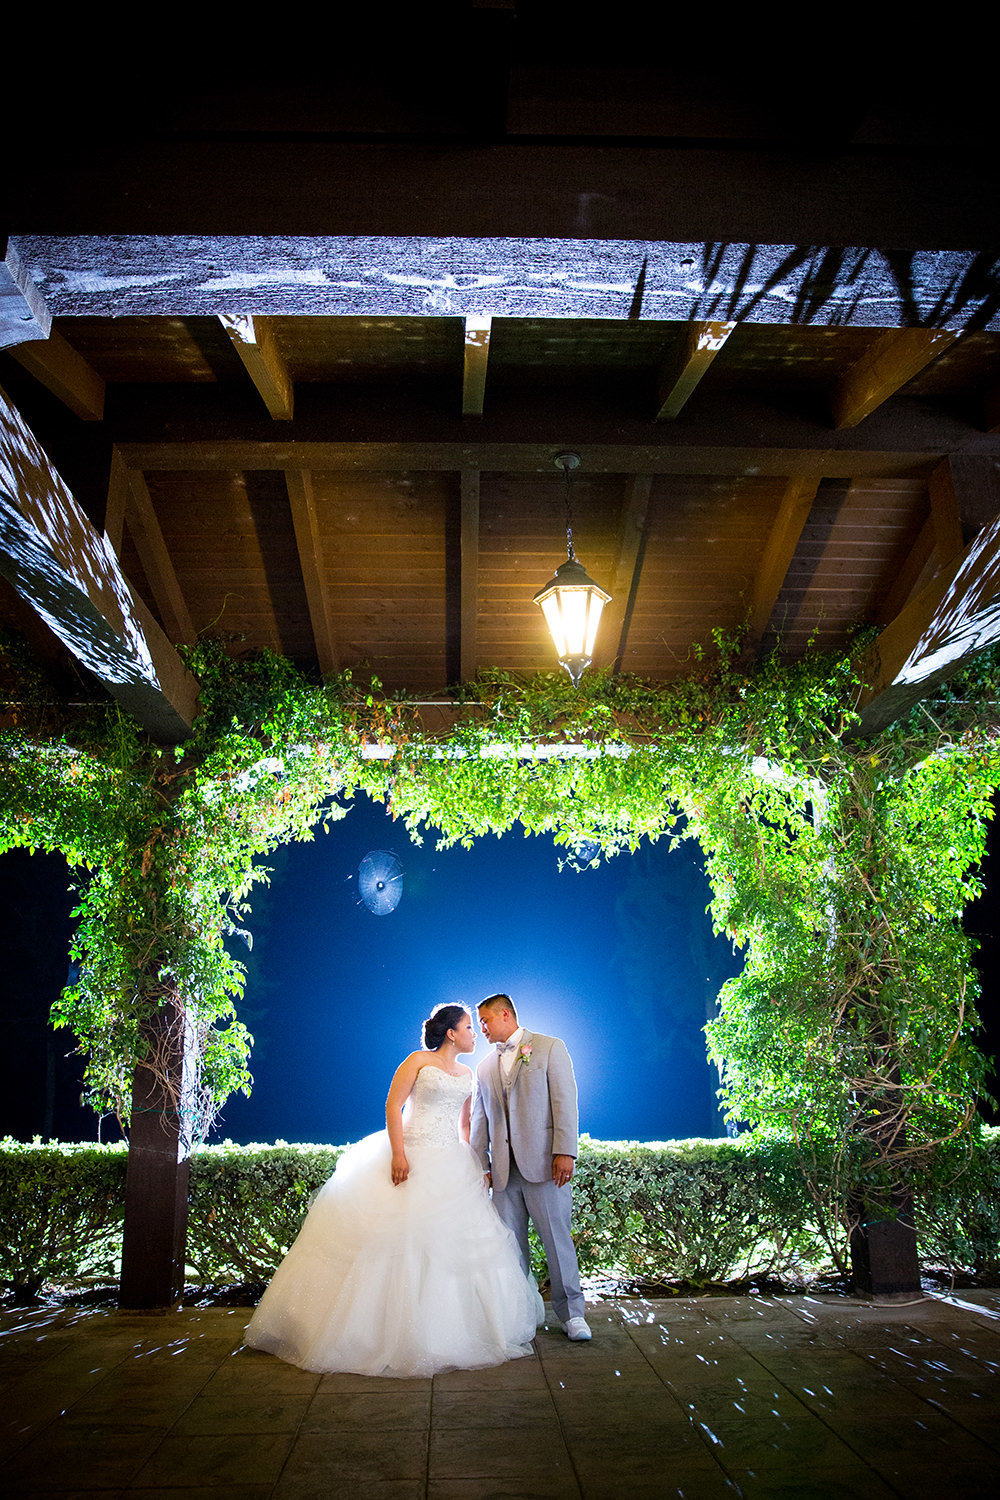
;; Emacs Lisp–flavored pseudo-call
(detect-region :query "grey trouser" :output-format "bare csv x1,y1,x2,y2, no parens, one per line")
492,1159,585,1323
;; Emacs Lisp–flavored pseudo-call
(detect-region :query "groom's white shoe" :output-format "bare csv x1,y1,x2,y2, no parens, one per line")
564,1317,592,1341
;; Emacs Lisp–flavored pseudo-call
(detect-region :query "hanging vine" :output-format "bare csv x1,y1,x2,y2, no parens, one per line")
1,626,999,1241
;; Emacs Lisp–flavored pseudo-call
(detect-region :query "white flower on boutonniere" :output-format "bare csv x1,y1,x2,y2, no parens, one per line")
518,1042,532,1065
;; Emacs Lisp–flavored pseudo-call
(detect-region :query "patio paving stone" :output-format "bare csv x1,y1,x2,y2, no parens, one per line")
0,1292,999,1496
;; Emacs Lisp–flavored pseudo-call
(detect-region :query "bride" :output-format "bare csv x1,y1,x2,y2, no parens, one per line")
244,1003,544,1378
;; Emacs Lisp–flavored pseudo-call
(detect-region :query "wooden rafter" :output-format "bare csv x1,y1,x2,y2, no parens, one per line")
745,476,820,648
9,328,105,421
220,314,294,420
0,384,199,742
104,447,130,555
285,469,337,678
122,468,197,646
875,514,937,625
831,328,956,429
985,383,1000,434
462,316,492,417
874,455,1000,626
460,469,480,681
655,322,736,420
930,453,1000,544
593,473,652,671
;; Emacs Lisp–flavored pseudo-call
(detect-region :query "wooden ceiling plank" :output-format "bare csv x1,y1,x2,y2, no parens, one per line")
462,316,492,417
592,473,652,670
0,383,199,741
220,314,294,420
285,469,338,677
460,469,480,681
9,328,105,421
655,322,737,420
831,328,956,429
746,476,821,646
123,467,197,645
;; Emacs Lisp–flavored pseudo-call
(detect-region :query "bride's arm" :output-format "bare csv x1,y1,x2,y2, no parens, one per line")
385,1052,423,1185
459,1094,471,1144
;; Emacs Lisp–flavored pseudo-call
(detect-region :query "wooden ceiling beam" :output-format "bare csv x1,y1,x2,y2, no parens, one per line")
0,384,199,742
11,235,1000,332
460,469,480,681
9,328,105,420
462,316,492,417
111,389,1000,475
220,315,294,420
592,473,652,672
122,466,197,646
831,328,956,429
285,469,337,678
745,476,820,649
117,437,983,480
655,322,736,420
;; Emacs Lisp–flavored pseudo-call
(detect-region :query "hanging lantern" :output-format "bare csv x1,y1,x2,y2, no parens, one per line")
533,453,611,687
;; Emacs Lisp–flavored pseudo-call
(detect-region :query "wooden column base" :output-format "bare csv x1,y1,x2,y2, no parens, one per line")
849,1198,920,1301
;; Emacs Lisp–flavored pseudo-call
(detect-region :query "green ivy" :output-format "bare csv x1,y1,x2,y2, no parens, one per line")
2,627,1000,1256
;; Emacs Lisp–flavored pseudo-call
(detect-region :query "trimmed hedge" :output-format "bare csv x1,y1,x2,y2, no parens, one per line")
0,1139,127,1300
2,1130,999,1300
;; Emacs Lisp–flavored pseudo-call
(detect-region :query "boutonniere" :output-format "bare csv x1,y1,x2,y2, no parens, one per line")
518,1042,532,1065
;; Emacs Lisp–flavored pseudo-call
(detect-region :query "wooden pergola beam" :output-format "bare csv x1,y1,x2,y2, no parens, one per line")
745,476,820,648
285,469,337,678
220,315,294,420
655,322,736,420
831,328,956,429
9,328,106,421
0,383,199,743
113,387,1000,476
460,469,480,681
593,473,652,671
462,316,492,417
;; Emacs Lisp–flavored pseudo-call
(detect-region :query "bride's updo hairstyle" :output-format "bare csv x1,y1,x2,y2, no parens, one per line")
423,1003,468,1051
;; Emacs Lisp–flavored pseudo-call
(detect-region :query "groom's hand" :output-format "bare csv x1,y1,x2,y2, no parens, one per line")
552,1155,574,1188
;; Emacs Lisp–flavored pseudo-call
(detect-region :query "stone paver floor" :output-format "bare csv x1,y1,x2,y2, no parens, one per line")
1,1290,999,1497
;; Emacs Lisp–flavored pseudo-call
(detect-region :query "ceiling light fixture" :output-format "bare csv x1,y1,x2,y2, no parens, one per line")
533,453,611,688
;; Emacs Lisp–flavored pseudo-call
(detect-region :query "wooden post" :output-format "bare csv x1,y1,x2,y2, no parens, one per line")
849,1201,919,1300
119,998,198,1310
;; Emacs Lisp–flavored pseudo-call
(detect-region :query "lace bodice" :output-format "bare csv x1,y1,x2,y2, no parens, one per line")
402,1065,473,1149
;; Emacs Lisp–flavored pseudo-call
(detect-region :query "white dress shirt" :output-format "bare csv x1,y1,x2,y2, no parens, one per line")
497,1026,524,1086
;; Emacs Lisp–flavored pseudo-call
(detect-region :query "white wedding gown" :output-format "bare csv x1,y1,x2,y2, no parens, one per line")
244,1064,544,1377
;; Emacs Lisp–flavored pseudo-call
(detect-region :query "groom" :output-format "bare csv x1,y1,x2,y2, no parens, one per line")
471,993,591,1341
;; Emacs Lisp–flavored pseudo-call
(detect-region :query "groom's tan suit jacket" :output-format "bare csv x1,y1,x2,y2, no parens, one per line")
470,1030,579,1190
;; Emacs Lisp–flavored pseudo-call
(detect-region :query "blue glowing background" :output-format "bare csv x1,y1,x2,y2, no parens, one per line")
2,792,998,1145
217,795,737,1146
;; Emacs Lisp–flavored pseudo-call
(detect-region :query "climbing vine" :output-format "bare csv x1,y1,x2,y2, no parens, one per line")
1,626,999,1257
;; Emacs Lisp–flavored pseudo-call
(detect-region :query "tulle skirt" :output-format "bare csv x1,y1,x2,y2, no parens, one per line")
244,1130,544,1378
